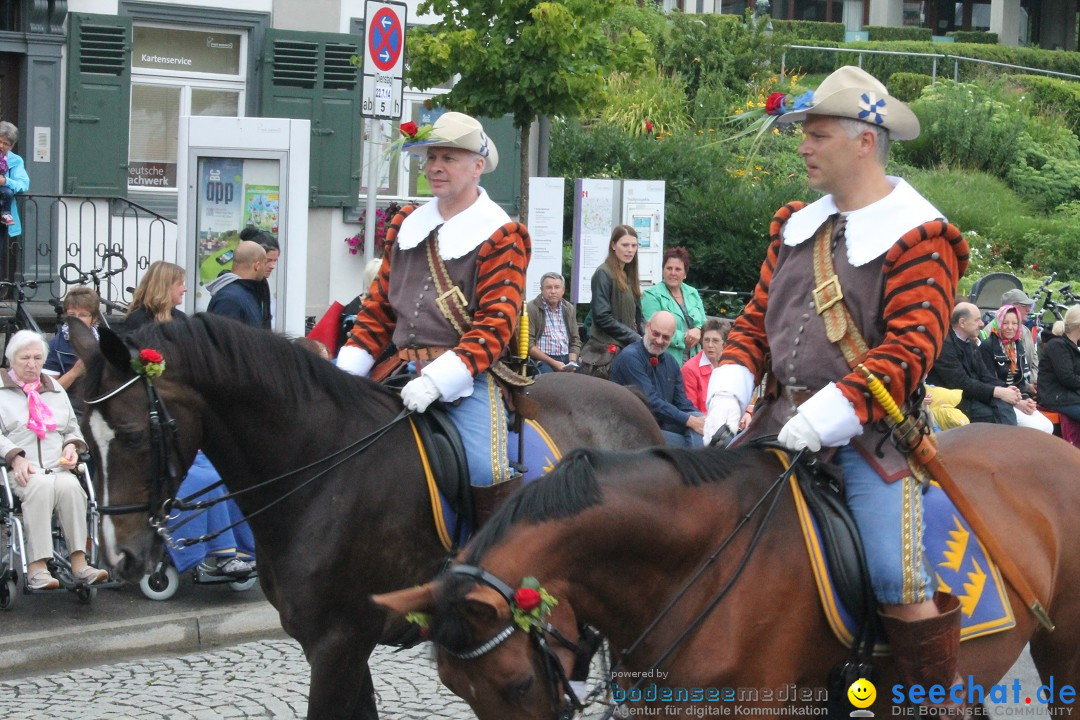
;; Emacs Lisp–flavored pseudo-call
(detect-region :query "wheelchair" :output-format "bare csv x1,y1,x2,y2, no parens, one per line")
139,549,258,601
0,460,119,608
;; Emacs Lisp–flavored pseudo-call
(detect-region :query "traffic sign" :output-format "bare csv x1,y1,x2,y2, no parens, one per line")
362,0,407,119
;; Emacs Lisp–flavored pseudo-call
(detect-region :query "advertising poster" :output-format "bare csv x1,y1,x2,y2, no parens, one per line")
196,158,244,287
244,184,280,235
622,180,665,288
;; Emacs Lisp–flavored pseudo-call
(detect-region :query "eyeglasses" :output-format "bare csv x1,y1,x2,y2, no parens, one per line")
67,311,94,320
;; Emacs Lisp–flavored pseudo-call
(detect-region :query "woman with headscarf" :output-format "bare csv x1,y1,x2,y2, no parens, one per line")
1,331,108,589
980,303,1053,432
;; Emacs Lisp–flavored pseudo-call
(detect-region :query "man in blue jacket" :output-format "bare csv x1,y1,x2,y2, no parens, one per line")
206,240,271,329
610,310,706,447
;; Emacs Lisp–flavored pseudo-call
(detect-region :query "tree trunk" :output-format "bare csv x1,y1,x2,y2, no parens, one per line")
519,121,531,223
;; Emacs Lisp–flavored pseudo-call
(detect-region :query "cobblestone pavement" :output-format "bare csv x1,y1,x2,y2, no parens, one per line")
0,633,1042,720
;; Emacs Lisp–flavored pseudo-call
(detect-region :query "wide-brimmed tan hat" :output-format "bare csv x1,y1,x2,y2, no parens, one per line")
406,111,499,173
778,66,920,141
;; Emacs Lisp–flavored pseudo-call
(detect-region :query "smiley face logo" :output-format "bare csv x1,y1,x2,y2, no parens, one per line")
847,678,876,709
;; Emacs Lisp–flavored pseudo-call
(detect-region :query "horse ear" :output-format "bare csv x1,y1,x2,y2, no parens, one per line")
463,584,512,623
68,319,104,365
370,583,437,617
98,325,135,374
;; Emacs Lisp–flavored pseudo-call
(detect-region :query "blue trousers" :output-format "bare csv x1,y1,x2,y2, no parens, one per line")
835,445,932,605
168,452,256,573
438,370,512,487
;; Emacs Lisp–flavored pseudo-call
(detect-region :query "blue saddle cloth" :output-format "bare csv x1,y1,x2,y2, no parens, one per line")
793,477,1016,652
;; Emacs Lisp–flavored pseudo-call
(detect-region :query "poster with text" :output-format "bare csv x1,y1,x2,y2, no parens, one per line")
244,184,280,235
526,177,566,299
571,178,618,304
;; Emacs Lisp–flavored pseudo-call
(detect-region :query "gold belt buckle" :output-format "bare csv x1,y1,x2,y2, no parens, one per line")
436,285,468,315
812,275,844,314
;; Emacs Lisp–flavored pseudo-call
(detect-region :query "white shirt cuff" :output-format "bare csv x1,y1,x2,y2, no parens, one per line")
797,382,863,447
422,351,475,402
706,364,755,412
336,345,375,377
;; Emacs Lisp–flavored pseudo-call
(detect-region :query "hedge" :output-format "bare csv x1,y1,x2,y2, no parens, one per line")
947,31,998,44
888,72,935,101
864,26,933,42
771,19,845,42
1006,74,1080,138
779,40,845,76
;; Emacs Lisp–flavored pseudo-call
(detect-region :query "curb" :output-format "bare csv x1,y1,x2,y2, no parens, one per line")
0,603,286,678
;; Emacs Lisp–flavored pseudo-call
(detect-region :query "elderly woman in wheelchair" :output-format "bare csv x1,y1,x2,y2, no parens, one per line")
1,330,107,590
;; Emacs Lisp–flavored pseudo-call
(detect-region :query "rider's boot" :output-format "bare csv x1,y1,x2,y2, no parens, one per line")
470,473,523,529
879,592,967,715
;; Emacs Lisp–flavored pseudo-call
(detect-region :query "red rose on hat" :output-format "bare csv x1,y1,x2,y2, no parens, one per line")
400,121,419,138
765,92,786,115
514,587,542,612
140,349,164,364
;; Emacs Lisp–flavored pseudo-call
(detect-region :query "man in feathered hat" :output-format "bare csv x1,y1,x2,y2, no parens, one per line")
338,112,530,526
704,67,970,707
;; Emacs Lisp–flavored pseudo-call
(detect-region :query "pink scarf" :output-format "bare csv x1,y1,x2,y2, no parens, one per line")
9,370,56,439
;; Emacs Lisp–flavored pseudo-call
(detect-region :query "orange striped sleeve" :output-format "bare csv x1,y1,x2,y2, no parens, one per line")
344,206,413,355
718,202,806,382
837,220,969,423
453,222,531,376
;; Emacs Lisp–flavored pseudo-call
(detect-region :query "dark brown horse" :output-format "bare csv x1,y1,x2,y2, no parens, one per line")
374,426,1080,719
66,314,664,720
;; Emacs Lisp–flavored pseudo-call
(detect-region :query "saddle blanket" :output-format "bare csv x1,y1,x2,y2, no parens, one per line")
791,476,1016,652
416,418,561,551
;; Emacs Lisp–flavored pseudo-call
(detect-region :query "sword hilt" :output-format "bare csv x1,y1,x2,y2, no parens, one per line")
857,364,905,424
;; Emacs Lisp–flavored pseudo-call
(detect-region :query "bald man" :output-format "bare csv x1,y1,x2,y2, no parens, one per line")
206,240,271,329
926,301,1020,425
610,310,706,447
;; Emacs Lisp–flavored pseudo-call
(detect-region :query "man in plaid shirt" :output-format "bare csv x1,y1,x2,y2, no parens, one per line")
526,272,581,374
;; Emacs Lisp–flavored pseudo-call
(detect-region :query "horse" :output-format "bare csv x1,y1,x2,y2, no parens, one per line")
373,425,1080,719
66,314,665,720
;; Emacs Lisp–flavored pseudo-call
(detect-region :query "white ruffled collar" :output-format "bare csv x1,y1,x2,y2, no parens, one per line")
781,177,945,267
397,188,511,259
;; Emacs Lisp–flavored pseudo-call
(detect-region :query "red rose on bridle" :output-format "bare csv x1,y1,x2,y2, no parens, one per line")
649,356,659,368
400,121,419,138
514,587,542,612
765,92,786,116
139,349,164,364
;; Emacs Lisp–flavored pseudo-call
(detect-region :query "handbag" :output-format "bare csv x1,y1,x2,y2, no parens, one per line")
578,337,618,380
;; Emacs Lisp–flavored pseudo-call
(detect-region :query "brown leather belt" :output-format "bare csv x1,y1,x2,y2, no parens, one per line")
398,346,451,363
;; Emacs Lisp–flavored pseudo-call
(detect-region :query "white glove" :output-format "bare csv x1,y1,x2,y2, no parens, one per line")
401,374,441,413
777,413,822,452
336,345,375,377
704,393,742,443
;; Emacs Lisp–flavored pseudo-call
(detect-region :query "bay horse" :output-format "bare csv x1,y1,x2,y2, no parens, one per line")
374,426,1080,719
66,314,664,720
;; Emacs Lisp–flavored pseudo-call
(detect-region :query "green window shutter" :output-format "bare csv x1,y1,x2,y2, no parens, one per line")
478,115,521,215
65,13,131,197
260,29,362,208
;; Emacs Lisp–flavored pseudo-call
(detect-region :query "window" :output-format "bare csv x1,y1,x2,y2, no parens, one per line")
128,24,247,191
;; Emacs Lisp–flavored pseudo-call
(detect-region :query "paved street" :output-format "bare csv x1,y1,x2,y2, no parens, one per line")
0,629,1047,720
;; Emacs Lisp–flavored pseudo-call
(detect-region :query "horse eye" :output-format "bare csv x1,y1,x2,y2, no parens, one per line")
505,675,534,701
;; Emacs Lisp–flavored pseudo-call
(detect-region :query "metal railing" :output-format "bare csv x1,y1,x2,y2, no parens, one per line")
781,44,1080,84
5,194,178,312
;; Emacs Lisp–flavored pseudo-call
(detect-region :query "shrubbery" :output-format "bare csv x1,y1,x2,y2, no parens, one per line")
864,26,932,42
947,31,998,44
771,19,845,42
888,72,934,101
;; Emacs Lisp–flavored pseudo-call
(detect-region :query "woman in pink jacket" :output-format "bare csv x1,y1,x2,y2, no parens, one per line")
682,317,730,413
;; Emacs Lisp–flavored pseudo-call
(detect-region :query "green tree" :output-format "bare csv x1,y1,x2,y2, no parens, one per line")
406,0,651,218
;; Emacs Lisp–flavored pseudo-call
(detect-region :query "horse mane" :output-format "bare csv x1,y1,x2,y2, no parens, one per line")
123,314,398,413
464,444,756,565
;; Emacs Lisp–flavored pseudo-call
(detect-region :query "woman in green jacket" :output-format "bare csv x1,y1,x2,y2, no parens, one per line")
642,246,706,362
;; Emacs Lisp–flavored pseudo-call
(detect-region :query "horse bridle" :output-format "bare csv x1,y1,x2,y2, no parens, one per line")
86,374,186,519
442,564,590,720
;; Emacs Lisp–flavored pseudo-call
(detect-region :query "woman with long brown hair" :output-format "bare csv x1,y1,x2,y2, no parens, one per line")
579,225,643,378
125,261,187,332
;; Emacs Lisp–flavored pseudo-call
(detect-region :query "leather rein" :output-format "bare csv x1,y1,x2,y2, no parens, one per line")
85,372,410,549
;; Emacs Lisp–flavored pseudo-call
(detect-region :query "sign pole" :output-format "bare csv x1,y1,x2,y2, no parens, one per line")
363,118,379,264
